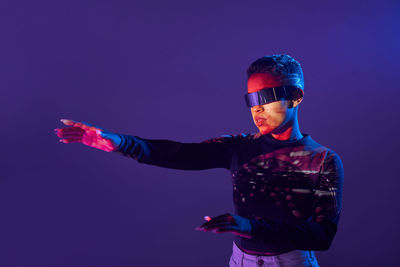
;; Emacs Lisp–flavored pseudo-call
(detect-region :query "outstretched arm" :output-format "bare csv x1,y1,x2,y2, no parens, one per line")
54,119,238,170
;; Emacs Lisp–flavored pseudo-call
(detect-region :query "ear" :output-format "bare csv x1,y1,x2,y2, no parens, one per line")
292,97,303,108
292,90,304,108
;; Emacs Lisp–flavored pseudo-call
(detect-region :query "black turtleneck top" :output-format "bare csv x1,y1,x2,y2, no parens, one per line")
114,132,344,255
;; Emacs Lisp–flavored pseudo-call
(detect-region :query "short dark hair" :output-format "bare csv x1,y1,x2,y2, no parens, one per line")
246,54,304,91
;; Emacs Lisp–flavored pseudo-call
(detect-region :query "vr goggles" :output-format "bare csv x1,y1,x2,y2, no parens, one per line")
244,85,299,108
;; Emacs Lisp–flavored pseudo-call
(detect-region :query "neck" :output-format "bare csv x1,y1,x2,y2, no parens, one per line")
270,118,303,141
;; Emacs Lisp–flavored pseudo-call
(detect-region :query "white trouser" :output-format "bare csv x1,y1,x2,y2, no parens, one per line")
229,242,320,267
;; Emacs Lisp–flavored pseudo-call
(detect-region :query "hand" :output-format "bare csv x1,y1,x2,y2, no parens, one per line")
196,213,252,239
54,119,122,152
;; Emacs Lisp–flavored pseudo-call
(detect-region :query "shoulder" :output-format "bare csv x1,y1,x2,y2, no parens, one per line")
310,141,344,175
301,136,344,170
323,149,344,174
304,136,341,158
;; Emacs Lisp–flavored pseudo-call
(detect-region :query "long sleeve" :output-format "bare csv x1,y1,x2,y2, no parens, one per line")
249,150,344,251
114,133,239,170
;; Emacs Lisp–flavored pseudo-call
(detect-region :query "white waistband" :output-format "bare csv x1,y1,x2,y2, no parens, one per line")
232,241,314,262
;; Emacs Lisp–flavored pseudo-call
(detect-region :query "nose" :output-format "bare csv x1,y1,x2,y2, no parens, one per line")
252,105,264,112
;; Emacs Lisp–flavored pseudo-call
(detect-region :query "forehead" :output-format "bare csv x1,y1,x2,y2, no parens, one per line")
247,73,283,93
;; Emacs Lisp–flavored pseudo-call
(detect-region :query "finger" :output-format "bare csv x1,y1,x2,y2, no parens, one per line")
196,223,222,232
57,133,83,139
60,138,82,143
73,122,95,130
200,221,236,230
60,119,76,126
202,220,235,227
214,225,243,235
210,213,234,223
201,224,236,233
60,119,94,131
57,127,85,133
201,220,232,229
201,214,234,228
54,129,85,137
55,129,83,138
197,225,222,232
214,228,251,239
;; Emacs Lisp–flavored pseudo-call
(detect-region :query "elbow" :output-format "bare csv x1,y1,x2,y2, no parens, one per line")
317,237,334,251
315,225,337,251
309,219,337,251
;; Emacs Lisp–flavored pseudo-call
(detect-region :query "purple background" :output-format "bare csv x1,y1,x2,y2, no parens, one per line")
1,0,399,266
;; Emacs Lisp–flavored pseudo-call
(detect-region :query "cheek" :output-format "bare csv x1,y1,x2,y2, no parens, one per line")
268,101,287,112
263,105,284,117
263,107,287,124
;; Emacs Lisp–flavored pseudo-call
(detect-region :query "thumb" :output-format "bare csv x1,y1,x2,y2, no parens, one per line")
98,130,110,138
98,130,122,149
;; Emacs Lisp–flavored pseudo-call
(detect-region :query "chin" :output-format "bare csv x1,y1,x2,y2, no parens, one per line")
258,125,279,135
258,127,271,135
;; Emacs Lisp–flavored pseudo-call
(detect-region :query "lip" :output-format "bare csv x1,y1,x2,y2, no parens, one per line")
255,117,266,126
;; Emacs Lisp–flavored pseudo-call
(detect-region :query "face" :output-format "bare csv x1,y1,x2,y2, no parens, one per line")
247,73,301,135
